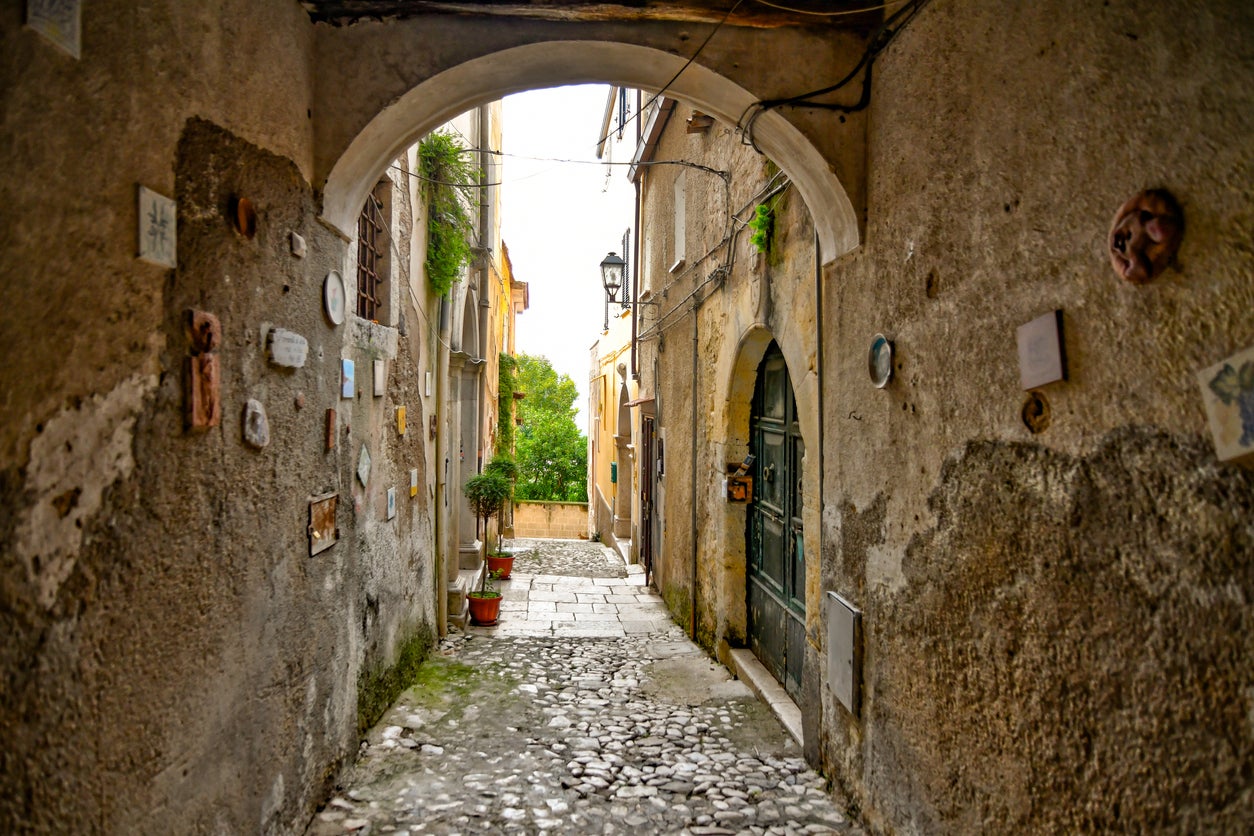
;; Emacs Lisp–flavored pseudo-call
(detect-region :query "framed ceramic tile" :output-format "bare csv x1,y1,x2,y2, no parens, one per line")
341,359,355,399
386,487,397,520
27,0,81,58
137,186,176,268
373,360,386,397
1197,344,1254,468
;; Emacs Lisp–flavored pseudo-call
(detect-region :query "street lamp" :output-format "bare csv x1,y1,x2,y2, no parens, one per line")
600,251,626,304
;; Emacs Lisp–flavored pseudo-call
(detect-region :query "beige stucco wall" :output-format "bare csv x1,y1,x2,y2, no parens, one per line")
513,501,591,540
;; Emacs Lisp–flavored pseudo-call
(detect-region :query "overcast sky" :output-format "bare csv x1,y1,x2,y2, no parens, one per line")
500,85,635,434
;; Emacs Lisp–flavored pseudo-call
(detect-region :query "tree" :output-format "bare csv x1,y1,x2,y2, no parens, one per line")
513,354,588,502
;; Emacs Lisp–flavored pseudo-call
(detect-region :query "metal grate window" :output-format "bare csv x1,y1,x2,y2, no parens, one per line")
356,187,385,320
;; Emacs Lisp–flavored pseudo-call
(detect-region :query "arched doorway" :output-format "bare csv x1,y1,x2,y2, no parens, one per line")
746,341,805,700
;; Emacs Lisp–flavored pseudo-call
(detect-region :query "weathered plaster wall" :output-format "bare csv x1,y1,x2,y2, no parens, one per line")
1,4,439,832
818,0,1254,831
638,107,819,659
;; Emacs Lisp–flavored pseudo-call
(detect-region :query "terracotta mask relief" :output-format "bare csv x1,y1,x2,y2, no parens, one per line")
1108,188,1184,284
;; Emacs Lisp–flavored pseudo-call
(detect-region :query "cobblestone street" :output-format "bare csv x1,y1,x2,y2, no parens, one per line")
307,539,859,835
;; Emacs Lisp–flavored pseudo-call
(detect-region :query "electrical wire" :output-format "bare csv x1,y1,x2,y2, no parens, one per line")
737,0,929,150
594,0,746,150
748,0,909,17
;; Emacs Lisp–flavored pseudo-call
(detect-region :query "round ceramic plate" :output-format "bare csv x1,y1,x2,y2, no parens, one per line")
869,333,893,388
323,270,346,325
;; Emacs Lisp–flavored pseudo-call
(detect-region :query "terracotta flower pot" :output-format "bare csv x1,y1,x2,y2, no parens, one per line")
467,593,501,626
486,554,515,579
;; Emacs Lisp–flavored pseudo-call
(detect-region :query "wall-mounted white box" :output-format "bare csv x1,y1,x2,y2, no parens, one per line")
826,591,862,718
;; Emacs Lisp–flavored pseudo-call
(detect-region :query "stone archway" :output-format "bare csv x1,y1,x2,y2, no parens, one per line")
317,39,861,264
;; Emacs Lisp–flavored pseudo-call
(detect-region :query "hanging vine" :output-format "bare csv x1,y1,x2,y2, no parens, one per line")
497,353,518,454
418,131,477,297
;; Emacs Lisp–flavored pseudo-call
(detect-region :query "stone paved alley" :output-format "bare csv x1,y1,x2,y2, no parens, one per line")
306,539,860,835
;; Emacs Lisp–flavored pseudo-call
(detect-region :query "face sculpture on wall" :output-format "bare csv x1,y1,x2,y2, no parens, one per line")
1108,188,1184,284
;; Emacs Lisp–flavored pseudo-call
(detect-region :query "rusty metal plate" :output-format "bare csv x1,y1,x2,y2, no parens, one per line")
309,492,338,556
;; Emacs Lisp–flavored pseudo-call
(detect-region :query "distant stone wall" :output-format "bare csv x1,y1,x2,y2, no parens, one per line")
513,501,588,539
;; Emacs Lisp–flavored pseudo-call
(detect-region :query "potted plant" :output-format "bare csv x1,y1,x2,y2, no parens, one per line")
483,455,519,578
463,470,511,625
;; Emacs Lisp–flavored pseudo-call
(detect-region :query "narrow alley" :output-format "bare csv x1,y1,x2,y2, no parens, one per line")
306,539,857,835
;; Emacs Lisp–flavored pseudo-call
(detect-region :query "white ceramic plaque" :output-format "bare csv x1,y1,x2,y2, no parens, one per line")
386,487,397,520
1017,311,1065,390
409,468,419,497
137,186,176,268
267,328,308,368
324,271,346,325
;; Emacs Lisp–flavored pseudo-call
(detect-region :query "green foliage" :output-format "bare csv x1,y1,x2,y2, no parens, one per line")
748,202,775,254
514,354,588,503
485,454,519,485
496,354,518,454
419,131,477,297
463,471,510,522
356,625,435,737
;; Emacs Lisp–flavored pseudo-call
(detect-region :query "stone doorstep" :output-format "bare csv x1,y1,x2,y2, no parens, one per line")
727,648,804,748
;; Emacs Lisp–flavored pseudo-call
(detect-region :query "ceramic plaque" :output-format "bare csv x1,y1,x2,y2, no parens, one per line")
1197,344,1254,468
308,492,338,556
324,271,346,325
341,359,355,399
27,0,81,58
1017,311,1066,390
396,406,406,436
137,186,176,268
386,488,397,520
409,469,418,497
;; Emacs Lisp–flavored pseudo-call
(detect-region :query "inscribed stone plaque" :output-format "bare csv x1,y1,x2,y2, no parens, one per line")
137,186,176,268
267,328,308,368
1016,310,1066,390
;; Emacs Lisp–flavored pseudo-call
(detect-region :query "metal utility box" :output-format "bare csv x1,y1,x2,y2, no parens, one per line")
825,591,863,717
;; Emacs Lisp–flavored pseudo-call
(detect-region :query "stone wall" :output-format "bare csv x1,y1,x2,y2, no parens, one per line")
816,1,1254,831
513,501,590,540
0,5,441,832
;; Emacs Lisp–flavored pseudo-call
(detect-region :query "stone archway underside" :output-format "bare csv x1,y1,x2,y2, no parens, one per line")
314,22,867,263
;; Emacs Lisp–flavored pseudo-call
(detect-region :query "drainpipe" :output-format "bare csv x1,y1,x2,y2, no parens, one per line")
435,296,452,635
477,103,492,476
689,298,699,640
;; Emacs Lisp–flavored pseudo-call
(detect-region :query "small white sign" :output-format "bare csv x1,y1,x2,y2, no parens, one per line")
137,186,177,268
1016,311,1065,390
266,328,308,368
386,487,397,520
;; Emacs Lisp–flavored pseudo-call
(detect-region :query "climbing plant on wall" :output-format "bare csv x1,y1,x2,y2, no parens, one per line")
418,131,477,297
497,353,518,455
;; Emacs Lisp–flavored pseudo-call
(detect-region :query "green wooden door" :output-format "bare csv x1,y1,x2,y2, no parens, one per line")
747,342,805,700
